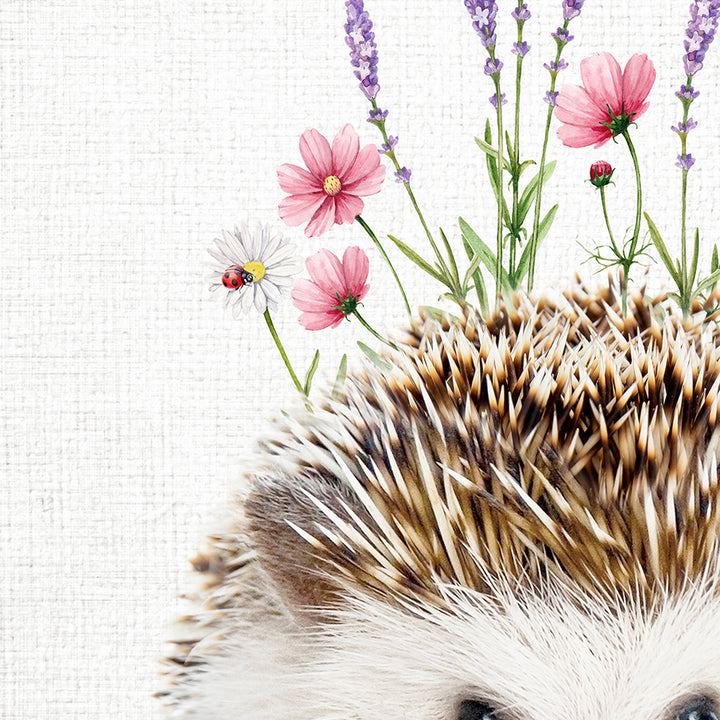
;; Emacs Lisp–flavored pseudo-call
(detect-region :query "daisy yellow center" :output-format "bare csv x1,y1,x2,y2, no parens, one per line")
244,260,266,281
323,175,342,196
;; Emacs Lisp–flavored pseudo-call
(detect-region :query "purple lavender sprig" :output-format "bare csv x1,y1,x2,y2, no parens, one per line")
528,1,588,291
464,0,499,49
682,0,720,75
663,0,720,314
344,0,380,100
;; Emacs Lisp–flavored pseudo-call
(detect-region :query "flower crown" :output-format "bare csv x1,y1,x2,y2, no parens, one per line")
208,0,720,400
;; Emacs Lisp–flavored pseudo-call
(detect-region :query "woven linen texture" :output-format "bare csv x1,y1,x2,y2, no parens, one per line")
1,0,717,717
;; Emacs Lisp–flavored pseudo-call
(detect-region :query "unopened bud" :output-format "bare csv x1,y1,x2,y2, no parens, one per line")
589,160,614,188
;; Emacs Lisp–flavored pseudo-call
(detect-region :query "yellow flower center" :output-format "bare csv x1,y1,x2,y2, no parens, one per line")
323,175,342,196
244,260,266,281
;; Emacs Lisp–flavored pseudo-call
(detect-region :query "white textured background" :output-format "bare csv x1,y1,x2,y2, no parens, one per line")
2,0,719,717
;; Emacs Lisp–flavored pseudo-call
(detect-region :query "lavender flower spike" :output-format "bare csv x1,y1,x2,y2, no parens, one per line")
682,0,720,76
562,0,586,20
394,167,412,183
345,0,380,100
464,0,499,49
676,153,697,171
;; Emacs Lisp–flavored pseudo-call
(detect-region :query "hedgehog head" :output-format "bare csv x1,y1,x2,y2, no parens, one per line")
165,285,720,720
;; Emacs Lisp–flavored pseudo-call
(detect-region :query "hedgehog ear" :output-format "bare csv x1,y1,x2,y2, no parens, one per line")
245,472,359,622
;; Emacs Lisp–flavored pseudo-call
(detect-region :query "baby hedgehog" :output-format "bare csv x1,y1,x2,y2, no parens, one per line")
160,283,720,720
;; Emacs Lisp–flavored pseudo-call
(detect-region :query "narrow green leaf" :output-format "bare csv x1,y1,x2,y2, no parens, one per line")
387,234,446,284
459,217,511,291
303,349,320,395
475,133,512,172
331,353,348,400
484,154,513,230
515,204,558,283
696,269,720,295
439,227,460,287
419,306,461,324
689,227,700,291
644,212,681,285
517,160,557,227
505,131,516,168
357,341,393,371
712,244,719,273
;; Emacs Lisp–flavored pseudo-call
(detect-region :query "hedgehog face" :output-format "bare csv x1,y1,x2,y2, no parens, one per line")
161,288,720,719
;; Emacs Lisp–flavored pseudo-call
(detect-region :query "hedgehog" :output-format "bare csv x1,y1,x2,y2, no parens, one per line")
160,282,720,720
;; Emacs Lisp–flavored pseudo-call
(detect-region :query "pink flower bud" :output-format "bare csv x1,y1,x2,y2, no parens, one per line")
589,160,614,188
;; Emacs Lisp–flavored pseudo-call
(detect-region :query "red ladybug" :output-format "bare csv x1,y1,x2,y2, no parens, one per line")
222,265,245,290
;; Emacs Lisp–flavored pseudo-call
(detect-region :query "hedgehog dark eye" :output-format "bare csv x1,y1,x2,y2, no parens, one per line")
457,700,497,720
676,698,719,720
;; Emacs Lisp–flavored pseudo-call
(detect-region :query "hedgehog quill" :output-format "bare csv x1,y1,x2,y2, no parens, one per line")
162,2,720,719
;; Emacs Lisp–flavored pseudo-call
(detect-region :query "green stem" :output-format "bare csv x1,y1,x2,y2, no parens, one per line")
369,99,448,277
679,73,692,312
510,7,525,278
491,67,505,305
621,129,643,263
263,309,306,397
355,214,413,320
599,186,616,249
352,309,398,351
619,129,643,316
528,20,570,292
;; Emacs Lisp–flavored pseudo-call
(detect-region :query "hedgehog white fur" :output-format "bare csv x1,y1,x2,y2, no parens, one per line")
160,283,720,720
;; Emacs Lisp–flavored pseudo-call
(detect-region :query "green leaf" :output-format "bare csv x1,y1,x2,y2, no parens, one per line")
475,131,512,173
517,161,556,227
459,216,511,291
644,212,681,285
484,152,513,231
387,234,446,284
696,269,720,295
357,341,393,371
303,349,320,395
419,305,461,324
689,227,700,292
712,244,719,273
515,204,558,283
439,226,460,287
331,353,347,400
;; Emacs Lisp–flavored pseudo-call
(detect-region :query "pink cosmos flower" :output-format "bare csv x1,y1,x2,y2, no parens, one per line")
555,52,656,148
278,124,386,237
292,246,370,330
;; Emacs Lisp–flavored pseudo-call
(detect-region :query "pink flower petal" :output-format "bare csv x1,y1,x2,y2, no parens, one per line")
304,196,336,237
580,52,623,115
277,163,322,194
340,143,382,188
622,53,656,117
299,128,333,179
554,85,608,127
278,192,326,226
334,192,364,225
297,309,344,330
341,246,370,298
556,123,611,149
305,248,347,296
331,124,360,178
342,164,386,196
291,278,335,311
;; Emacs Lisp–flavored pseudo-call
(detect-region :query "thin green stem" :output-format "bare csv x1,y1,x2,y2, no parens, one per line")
510,6,525,277
369,99,447,277
491,68,505,305
621,130,643,263
355,214,413,320
528,20,570,292
352,309,398,350
679,73,692,311
599,186,616,248
263,309,306,397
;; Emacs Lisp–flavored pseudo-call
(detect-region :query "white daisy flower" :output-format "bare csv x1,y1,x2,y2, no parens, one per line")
208,224,301,317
